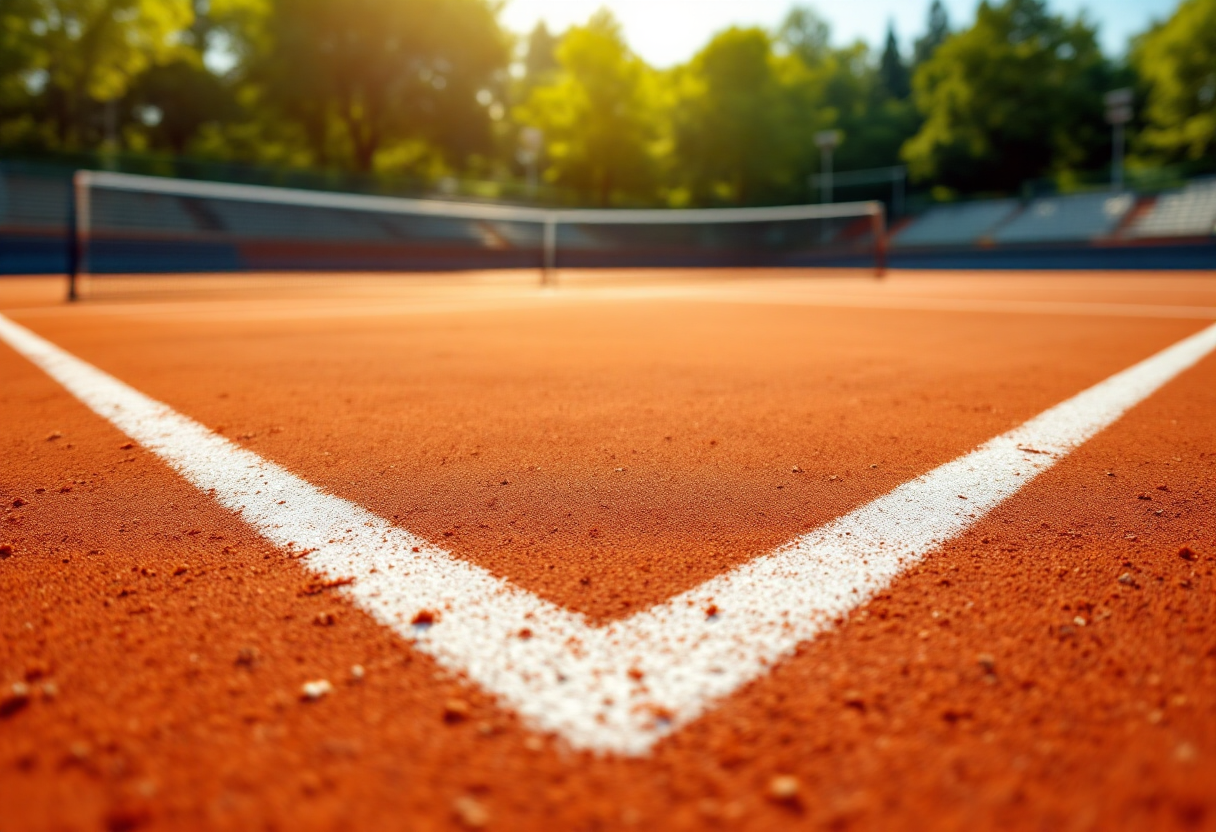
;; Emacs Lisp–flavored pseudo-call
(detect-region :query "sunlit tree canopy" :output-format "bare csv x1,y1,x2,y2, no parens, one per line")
0,0,1211,205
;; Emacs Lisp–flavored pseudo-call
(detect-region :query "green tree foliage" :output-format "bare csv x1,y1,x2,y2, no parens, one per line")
513,11,660,205
242,0,508,171
834,49,920,177
0,0,44,141
880,24,911,99
1133,0,1216,165
671,27,822,205
902,0,1111,193
3,0,1211,204
913,0,951,68
1,0,192,147
523,22,560,87
776,6,831,67
778,9,919,189
123,57,235,155
670,12,920,206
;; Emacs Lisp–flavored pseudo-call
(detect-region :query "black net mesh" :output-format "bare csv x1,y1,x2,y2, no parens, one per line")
73,174,881,298
550,217,876,269
84,187,545,275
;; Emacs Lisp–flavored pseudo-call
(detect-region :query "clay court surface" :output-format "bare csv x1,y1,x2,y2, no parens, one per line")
2,268,1216,831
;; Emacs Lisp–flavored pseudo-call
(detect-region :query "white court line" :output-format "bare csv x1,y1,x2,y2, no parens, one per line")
9,286,1216,322
676,288,1216,321
2,312,1214,755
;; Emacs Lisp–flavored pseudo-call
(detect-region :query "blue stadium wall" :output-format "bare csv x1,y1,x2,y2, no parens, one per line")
5,233,1213,274
889,241,1215,271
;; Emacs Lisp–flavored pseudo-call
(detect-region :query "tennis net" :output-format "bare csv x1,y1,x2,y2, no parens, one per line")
69,170,886,299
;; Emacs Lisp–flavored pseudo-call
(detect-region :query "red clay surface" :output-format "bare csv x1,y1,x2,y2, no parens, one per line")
2,270,1215,831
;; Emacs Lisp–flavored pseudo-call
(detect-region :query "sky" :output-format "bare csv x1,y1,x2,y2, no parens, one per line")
500,0,1180,67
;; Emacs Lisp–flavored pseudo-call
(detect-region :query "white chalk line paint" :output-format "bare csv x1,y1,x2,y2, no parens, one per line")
2,311,1215,755
675,288,1216,321
10,285,1216,324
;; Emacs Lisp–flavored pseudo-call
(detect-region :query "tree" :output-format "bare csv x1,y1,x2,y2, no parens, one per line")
902,0,1111,194
523,22,560,87
2,0,192,148
246,0,508,172
671,27,816,205
880,23,910,99
513,11,660,205
124,57,235,155
1133,0,1216,166
112,0,238,156
776,6,831,67
913,0,950,68
0,0,45,144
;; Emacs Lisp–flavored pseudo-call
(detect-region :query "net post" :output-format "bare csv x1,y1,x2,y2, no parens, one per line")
67,170,91,302
541,212,557,286
871,203,887,279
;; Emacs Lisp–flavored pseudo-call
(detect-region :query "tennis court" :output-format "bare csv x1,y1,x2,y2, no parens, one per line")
6,0,1216,826
2,263,1215,830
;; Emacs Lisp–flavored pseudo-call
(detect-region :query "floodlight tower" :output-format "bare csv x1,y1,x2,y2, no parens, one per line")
1104,88,1133,192
814,130,842,203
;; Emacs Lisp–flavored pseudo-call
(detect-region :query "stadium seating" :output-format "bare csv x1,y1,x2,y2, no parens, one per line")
891,200,1019,248
1126,178,1216,239
484,220,545,249
377,213,494,243
94,191,214,236
992,192,1133,244
0,170,70,230
3,163,1214,278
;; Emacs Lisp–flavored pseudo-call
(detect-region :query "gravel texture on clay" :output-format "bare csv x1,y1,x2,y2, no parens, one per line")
1,272,1215,831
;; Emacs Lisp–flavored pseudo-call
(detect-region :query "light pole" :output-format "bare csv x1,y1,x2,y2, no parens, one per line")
1104,88,1133,192
814,130,841,203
